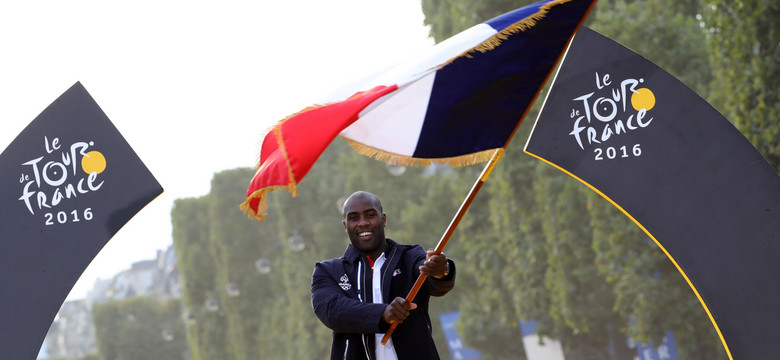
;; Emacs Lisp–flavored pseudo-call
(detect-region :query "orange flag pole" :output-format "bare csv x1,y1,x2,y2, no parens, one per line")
381,149,502,345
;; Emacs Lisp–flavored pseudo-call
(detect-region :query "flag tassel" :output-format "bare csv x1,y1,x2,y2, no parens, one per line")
345,139,502,167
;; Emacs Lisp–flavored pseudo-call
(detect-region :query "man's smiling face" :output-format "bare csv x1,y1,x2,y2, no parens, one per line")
342,192,387,260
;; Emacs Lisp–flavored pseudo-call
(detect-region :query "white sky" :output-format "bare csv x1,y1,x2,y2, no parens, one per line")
0,0,433,300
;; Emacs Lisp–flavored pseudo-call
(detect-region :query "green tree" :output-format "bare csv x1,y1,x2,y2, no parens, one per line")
702,0,780,171
422,0,534,41
172,196,231,360
206,168,273,360
92,297,187,360
592,0,712,95
45,356,100,360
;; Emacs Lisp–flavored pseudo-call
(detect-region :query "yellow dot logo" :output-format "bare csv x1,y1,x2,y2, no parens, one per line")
631,88,655,111
81,151,107,174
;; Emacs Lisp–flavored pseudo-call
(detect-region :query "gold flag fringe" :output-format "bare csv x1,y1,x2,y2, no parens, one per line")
241,119,302,221
254,104,327,166
272,125,299,197
252,89,383,167
240,184,297,222
345,137,504,167
443,0,574,64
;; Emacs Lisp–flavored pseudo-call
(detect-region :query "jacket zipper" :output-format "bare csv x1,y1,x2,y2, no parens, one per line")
381,247,399,301
359,257,372,360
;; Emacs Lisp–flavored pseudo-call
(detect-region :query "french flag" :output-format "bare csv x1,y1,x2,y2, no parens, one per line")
243,0,596,220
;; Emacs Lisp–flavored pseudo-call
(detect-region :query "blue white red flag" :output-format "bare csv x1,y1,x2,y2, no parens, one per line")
243,0,597,220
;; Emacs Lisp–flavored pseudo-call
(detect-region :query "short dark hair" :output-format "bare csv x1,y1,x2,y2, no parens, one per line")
342,191,383,217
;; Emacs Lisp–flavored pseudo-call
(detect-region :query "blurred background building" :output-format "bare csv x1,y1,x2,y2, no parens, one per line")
41,245,181,359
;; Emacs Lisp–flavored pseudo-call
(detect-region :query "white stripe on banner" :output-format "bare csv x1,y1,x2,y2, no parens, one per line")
324,23,498,103
343,72,436,156
339,22,503,157
373,23,498,86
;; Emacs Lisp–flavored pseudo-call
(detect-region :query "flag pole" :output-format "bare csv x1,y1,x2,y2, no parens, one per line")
380,4,597,345
380,149,502,345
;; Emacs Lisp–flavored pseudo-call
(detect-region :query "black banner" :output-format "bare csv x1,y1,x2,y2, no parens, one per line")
0,83,163,359
525,27,780,359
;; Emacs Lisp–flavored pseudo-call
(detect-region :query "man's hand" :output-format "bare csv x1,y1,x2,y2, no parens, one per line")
382,297,417,324
419,250,449,279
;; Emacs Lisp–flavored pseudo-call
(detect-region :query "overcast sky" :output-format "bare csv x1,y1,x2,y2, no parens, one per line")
0,0,433,300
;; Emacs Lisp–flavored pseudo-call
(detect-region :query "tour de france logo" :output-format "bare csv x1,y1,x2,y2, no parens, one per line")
18,136,106,225
568,72,656,161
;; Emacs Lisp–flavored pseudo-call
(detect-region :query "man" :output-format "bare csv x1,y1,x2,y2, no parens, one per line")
311,191,456,360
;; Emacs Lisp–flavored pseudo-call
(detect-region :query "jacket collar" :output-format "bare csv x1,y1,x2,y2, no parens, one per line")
343,238,398,264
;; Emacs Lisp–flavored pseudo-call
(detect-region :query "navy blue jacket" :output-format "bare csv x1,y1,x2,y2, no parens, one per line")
311,238,456,360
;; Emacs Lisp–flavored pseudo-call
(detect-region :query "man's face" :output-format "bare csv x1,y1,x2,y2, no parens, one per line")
342,194,386,259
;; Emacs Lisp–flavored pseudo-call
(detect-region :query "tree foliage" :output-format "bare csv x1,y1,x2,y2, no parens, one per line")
172,196,232,360
92,297,187,360
701,0,780,171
